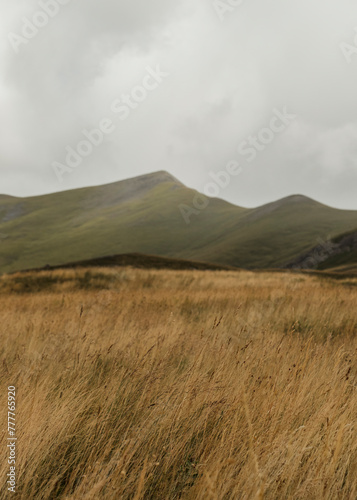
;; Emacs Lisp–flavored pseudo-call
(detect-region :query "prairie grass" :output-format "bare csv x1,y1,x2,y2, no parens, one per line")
0,267,356,499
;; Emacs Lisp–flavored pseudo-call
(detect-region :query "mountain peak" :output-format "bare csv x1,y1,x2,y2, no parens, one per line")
280,194,318,204
120,170,184,187
147,170,183,185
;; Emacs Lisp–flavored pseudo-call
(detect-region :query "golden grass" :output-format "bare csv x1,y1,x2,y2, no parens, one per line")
0,268,357,499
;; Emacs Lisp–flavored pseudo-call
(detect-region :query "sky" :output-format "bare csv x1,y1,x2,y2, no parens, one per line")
1,0,357,209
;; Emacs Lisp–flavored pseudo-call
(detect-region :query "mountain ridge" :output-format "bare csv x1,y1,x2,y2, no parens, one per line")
0,173,349,212
1,171,356,273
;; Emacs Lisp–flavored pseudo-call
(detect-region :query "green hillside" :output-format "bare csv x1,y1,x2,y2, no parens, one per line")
317,230,357,271
0,171,356,273
285,228,357,272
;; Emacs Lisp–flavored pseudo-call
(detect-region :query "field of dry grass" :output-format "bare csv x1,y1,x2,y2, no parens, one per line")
1,267,357,499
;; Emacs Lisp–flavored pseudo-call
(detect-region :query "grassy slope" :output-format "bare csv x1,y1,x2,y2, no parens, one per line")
285,228,357,272
0,171,356,273
318,229,357,271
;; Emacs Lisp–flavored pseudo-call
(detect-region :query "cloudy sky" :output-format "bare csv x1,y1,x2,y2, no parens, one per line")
1,0,357,209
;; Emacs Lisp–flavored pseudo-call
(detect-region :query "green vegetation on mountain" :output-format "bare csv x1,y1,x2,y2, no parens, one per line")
0,171,356,273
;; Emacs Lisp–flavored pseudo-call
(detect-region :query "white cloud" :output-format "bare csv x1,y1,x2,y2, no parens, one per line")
0,0,357,210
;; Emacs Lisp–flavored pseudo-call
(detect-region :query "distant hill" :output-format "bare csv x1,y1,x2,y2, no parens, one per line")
0,171,356,273
19,253,237,273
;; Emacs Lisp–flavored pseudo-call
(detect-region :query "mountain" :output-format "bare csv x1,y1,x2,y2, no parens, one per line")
0,171,356,273
286,229,357,273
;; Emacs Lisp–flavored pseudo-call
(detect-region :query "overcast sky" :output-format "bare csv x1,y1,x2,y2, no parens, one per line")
1,0,357,209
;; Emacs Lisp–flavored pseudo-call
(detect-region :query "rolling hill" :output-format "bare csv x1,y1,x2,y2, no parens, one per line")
0,171,356,273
